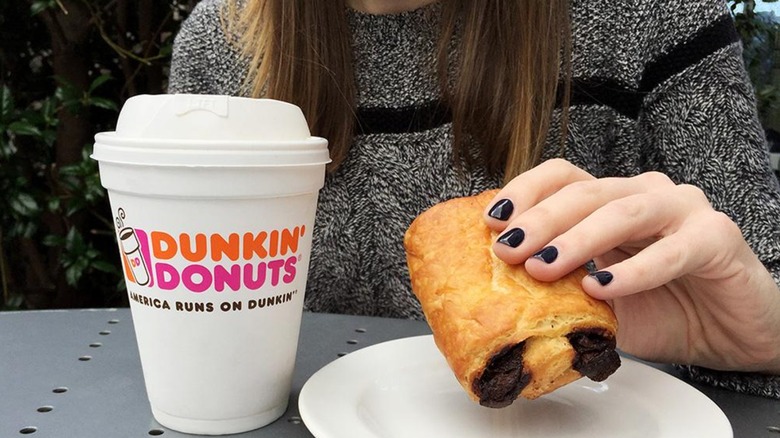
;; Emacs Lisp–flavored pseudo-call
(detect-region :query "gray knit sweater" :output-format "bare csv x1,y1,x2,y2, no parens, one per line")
169,0,780,398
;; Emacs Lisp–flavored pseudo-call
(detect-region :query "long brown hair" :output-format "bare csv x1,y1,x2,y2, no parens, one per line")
225,1,570,182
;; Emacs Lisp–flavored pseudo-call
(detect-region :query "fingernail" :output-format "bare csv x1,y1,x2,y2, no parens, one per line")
533,246,558,263
497,228,525,248
488,199,514,221
589,270,613,286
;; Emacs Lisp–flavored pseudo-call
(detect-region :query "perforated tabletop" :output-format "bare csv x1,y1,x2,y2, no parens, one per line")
0,309,777,437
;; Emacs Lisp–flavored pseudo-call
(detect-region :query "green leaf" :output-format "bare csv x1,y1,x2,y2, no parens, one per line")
4,294,25,310
92,260,118,274
47,197,61,212
54,77,85,112
30,0,55,16
42,234,64,247
85,184,106,203
10,221,37,238
89,97,118,111
8,121,43,137
84,247,100,260
65,200,86,217
42,130,56,146
0,86,13,124
0,137,13,156
88,74,113,93
64,264,83,286
58,163,79,177
40,97,57,125
158,44,173,58
9,193,40,217
64,227,83,252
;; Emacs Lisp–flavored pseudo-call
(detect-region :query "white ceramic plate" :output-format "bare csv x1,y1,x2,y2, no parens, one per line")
299,335,732,438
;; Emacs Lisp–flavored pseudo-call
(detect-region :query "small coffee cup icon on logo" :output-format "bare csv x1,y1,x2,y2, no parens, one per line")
119,227,150,286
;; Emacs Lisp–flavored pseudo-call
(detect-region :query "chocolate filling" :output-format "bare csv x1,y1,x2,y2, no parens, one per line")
472,342,531,408
566,329,621,381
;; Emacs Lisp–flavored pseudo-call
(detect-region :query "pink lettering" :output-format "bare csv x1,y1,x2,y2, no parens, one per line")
214,264,241,292
283,256,297,284
155,263,180,290
243,263,267,290
181,265,212,293
267,259,285,286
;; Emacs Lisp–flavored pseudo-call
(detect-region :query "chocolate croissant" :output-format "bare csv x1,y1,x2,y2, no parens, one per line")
404,190,620,407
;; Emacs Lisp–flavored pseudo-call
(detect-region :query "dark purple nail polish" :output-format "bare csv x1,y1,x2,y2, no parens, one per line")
497,228,525,248
488,199,514,221
590,271,613,286
533,246,558,263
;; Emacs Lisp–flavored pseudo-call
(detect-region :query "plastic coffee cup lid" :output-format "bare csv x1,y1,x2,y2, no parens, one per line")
92,94,330,167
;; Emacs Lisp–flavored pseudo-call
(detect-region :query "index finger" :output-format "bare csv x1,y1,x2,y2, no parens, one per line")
483,158,595,230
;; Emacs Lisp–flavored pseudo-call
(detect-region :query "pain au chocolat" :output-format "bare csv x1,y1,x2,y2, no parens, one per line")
404,190,620,408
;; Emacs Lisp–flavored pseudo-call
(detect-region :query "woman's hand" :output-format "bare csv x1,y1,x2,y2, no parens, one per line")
483,158,780,374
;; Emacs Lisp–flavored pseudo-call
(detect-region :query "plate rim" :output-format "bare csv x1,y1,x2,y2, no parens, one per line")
299,334,732,438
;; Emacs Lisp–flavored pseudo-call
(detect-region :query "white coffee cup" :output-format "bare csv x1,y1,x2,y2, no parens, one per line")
92,94,329,435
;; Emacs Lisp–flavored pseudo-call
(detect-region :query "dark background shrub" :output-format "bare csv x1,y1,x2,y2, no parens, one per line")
0,0,200,309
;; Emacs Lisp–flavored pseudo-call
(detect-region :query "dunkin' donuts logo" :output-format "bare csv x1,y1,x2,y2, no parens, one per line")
115,208,303,294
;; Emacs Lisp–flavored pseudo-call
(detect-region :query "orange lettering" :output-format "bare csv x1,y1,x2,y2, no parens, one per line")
280,227,301,255
151,231,177,260
210,233,240,262
269,230,279,257
243,232,268,260
180,233,207,262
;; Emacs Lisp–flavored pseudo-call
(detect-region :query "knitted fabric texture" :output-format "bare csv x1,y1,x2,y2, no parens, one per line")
168,0,780,398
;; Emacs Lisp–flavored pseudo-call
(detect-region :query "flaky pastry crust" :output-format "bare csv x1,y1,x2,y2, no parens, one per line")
404,190,620,407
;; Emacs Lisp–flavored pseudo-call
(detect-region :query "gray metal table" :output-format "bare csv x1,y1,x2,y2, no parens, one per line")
0,309,778,437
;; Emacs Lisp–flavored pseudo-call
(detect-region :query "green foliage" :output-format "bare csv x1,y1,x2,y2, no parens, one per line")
0,0,198,310
55,74,119,115
0,85,54,239
0,78,116,307
731,0,780,124
30,0,59,16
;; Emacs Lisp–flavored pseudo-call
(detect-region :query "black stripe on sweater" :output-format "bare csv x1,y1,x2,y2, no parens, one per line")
355,100,452,135
639,14,739,94
565,78,644,119
354,14,739,134
561,13,739,119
